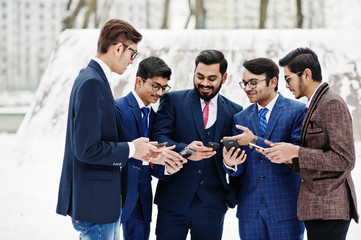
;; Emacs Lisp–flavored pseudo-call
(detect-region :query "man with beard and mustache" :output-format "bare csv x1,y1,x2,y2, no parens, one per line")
263,47,358,240
151,49,244,240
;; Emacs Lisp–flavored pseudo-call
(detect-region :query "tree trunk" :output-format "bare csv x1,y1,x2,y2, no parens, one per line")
62,0,86,30
296,0,303,28
195,0,206,29
161,0,170,29
259,0,269,29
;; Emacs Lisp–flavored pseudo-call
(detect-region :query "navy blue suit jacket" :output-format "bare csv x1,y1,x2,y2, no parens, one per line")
56,60,129,224
151,89,243,213
227,94,305,221
115,92,164,223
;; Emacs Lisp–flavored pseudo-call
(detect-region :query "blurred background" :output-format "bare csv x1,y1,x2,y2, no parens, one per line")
1,0,361,133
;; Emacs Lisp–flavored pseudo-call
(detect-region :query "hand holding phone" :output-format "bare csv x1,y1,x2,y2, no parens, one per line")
155,142,168,147
179,148,196,158
249,142,265,150
222,139,242,157
205,142,220,151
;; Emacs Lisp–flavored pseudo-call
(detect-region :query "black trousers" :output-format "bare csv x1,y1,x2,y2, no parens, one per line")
305,219,351,240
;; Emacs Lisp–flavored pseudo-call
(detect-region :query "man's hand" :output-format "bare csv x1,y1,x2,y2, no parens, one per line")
223,146,246,168
223,125,254,146
132,137,159,161
150,145,187,169
186,141,216,161
261,141,299,164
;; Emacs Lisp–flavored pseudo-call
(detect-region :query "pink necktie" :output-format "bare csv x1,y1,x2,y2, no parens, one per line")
203,100,211,129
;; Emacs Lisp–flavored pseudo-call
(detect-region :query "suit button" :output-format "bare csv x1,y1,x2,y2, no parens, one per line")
260,176,266,180
200,180,204,185
139,179,143,183
300,179,304,183
206,132,211,136
198,170,203,175
260,158,264,162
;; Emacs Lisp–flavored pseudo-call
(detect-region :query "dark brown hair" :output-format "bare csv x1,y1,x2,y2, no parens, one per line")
97,19,143,54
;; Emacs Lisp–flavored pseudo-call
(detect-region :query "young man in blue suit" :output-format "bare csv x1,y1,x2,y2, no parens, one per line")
114,57,185,240
56,19,164,240
223,58,305,240
151,49,243,240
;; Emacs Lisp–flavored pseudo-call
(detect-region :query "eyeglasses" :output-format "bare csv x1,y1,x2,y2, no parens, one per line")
112,42,138,60
141,78,171,92
239,78,269,89
285,71,301,85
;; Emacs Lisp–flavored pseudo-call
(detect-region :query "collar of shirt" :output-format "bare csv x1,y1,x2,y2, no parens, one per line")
200,94,218,128
132,91,151,117
257,92,279,122
92,57,112,82
306,82,325,108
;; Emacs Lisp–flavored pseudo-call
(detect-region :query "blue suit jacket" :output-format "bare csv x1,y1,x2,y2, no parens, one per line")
56,60,130,224
228,94,305,221
115,92,164,223
151,89,243,213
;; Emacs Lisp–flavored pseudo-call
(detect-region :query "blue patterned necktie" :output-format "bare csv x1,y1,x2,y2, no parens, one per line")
259,108,268,136
141,107,149,137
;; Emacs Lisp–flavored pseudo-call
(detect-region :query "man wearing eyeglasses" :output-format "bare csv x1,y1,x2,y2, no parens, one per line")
56,19,164,240
114,57,186,240
151,49,243,240
222,57,306,240
263,48,359,240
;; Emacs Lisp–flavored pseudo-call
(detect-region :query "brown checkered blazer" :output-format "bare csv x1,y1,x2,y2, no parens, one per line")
292,82,358,223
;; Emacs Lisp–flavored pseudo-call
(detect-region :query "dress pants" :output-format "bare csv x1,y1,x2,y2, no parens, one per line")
122,199,150,240
239,197,304,240
305,219,350,240
155,196,226,240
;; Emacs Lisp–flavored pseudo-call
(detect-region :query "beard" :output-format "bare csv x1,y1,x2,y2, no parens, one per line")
194,80,223,101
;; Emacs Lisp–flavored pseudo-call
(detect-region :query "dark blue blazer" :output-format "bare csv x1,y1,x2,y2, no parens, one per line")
228,94,306,221
56,60,129,224
151,89,243,213
115,92,164,224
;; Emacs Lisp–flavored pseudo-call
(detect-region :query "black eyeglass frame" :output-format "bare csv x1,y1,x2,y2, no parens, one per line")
112,42,138,60
239,78,269,89
140,77,171,92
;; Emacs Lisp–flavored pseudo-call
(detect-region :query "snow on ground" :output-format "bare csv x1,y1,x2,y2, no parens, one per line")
0,132,360,239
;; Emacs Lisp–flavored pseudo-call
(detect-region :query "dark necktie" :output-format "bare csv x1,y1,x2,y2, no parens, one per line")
259,108,268,136
141,107,149,137
203,100,211,129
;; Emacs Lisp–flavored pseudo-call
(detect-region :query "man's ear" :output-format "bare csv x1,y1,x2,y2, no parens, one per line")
270,77,278,90
222,72,228,84
113,42,123,55
303,68,313,82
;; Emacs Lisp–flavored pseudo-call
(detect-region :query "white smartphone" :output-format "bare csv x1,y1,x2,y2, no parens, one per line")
249,142,266,150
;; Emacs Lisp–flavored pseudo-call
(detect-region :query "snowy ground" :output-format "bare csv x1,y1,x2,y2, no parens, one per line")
0,132,360,239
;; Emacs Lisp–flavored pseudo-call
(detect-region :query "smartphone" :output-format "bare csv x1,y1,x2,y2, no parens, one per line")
249,142,266,150
155,142,168,147
179,148,196,158
205,142,220,151
222,139,242,157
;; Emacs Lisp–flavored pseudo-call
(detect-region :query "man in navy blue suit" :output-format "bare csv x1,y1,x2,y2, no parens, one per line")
56,19,164,240
114,57,185,240
151,49,243,240
223,58,305,239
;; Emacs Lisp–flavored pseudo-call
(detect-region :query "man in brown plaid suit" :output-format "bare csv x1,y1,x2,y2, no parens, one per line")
261,47,358,240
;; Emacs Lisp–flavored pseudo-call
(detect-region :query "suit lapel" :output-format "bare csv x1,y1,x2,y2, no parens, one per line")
250,104,263,137
301,83,329,142
264,94,284,139
190,90,206,143
89,60,126,140
127,92,143,138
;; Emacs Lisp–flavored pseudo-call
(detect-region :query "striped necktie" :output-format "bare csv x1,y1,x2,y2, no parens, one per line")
259,108,268,136
203,100,211,129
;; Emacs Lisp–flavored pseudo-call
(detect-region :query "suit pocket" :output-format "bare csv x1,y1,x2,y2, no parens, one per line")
83,168,113,181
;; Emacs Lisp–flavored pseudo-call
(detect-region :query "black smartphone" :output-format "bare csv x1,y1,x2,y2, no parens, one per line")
222,139,241,157
205,142,220,151
155,142,168,147
179,148,196,158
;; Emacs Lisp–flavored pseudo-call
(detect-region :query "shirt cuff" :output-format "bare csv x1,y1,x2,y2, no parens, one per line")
223,160,237,172
128,142,135,158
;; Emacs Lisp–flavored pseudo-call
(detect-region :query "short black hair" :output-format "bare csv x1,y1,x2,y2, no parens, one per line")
243,57,279,91
279,47,322,81
136,57,172,80
195,49,227,76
